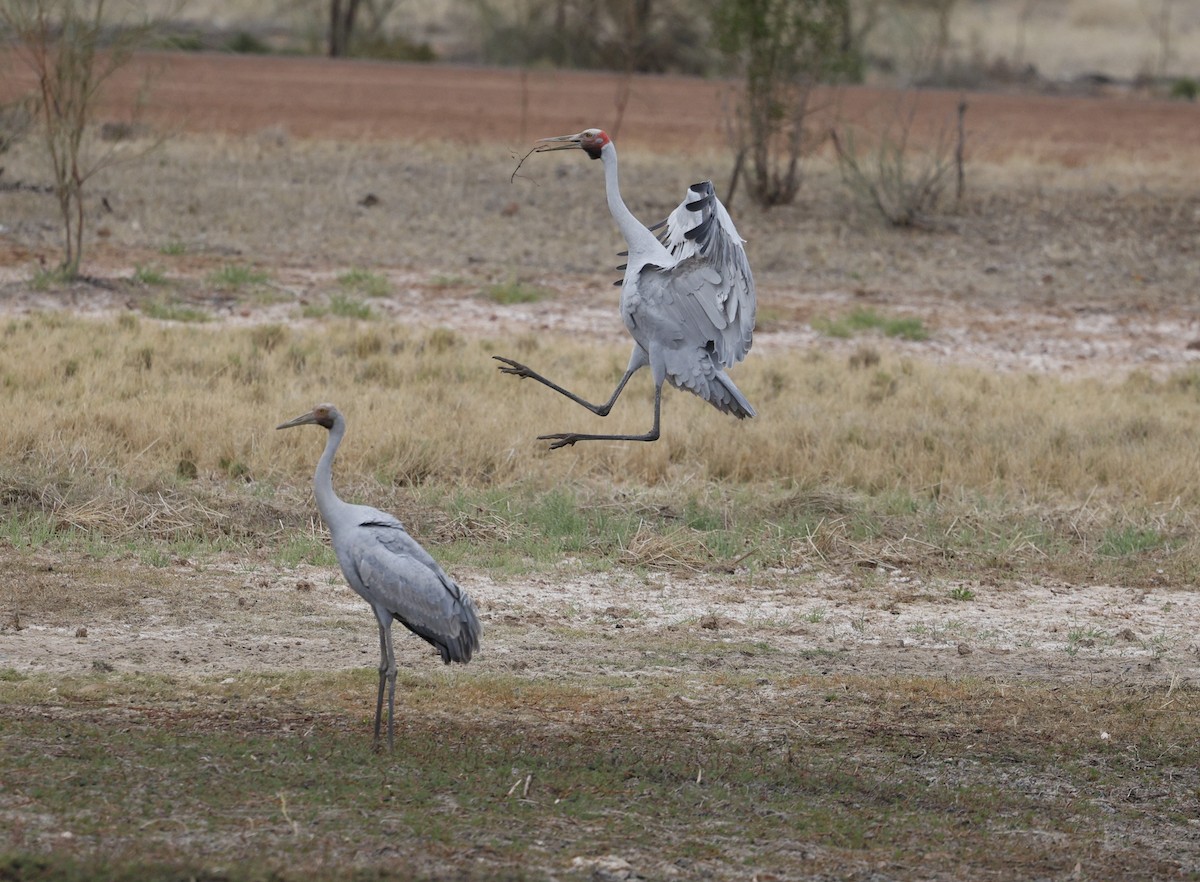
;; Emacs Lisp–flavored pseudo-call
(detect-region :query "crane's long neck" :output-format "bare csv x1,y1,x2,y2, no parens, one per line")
313,416,348,528
601,143,669,264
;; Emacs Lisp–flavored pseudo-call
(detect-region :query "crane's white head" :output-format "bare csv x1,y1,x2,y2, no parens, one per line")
277,402,339,431
535,128,611,161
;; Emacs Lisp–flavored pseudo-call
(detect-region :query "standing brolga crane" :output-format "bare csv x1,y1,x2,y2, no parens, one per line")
495,127,756,449
277,403,481,750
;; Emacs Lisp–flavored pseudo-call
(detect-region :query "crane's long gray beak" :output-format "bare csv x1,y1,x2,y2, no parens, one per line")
276,411,317,430
534,132,585,152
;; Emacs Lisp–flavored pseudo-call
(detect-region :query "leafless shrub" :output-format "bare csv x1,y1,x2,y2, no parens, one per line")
714,0,852,208
831,97,966,229
0,0,160,279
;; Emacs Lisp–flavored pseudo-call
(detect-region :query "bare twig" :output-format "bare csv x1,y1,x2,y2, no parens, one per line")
509,144,540,185
955,99,967,203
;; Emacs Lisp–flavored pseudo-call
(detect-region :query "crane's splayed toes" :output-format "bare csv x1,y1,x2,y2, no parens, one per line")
492,355,537,379
537,433,582,450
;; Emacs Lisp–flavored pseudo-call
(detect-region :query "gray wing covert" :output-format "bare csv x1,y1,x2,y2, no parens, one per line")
654,181,755,367
635,265,756,417
353,522,481,664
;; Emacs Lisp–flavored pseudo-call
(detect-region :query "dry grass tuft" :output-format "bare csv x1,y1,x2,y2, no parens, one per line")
6,313,1200,524
618,523,712,572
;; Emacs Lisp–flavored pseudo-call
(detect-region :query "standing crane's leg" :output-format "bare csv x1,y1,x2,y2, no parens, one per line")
383,627,398,751
373,623,388,749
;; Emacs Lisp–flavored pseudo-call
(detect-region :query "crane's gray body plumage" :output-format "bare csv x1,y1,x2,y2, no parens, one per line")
277,403,480,749
623,181,755,419
496,129,756,448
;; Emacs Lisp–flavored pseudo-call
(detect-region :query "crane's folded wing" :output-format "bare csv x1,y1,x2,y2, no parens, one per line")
352,522,481,663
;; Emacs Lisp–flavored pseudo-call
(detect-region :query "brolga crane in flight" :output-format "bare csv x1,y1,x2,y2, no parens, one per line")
277,403,481,750
495,127,756,449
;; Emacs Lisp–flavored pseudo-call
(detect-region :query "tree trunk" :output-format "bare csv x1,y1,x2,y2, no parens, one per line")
330,0,362,57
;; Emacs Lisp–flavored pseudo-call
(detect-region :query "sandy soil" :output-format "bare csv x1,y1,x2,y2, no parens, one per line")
4,548,1199,690
2,54,1199,694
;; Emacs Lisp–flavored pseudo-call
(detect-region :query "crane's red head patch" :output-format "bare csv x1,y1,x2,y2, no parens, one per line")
580,128,610,160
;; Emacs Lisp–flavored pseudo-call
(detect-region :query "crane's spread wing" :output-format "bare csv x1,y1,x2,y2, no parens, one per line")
633,262,756,418
648,181,755,367
350,517,481,664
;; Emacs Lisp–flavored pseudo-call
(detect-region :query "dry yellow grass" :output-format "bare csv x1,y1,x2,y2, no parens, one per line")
4,312,1200,512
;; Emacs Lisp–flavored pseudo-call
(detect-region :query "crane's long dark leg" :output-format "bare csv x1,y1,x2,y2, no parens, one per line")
493,349,646,417
538,384,663,449
383,627,397,751
373,623,388,749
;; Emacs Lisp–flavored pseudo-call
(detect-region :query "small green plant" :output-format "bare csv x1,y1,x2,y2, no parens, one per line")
949,586,975,602
30,266,72,291
352,33,436,62
329,295,372,319
813,308,928,341
225,31,270,54
1169,77,1198,101
482,280,552,305
338,268,390,298
1097,526,1165,557
161,32,204,51
1065,625,1108,656
159,240,187,256
304,295,373,320
429,274,467,288
218,456,250,480
275,533,337,568
208,264,270,290
140,301,208,323
132,264,168,286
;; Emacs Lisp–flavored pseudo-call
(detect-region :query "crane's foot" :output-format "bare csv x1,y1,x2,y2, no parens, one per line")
493,355,538,380
537,430,660,449
537,432,583,450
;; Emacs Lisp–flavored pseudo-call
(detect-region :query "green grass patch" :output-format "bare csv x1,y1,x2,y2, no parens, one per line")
813,308,929,341
139,300,208,322
131,264,169,286
224,31,271,54
29,267,73,291
274,532,338,568
337,268,390,298
481,280,553,305
302,295,373,320
1097,525,1167,557
208,264,271,290
428,274,468,288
